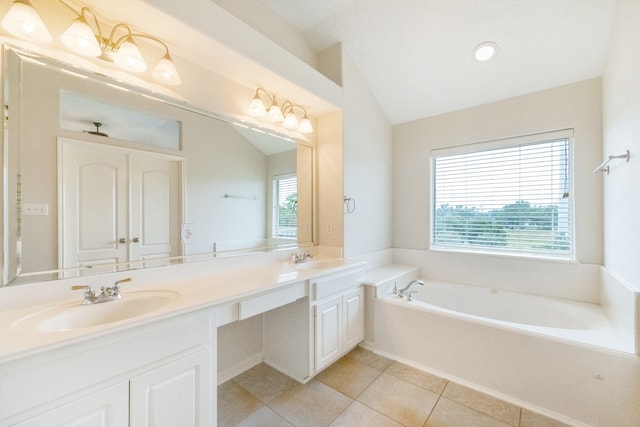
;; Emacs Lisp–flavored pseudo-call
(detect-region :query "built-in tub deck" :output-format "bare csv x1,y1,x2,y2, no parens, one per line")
378,278,633,354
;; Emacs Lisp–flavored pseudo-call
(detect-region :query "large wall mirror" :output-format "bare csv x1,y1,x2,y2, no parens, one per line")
2,45,315,286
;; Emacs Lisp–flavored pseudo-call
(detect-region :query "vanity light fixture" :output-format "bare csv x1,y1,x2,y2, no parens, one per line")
0,0,182,85
248,88,313,134
472,41,499,62
282,101,313,133
1,0,52,43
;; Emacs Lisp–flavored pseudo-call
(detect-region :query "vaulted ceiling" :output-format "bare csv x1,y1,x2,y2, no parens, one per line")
260,0,618,124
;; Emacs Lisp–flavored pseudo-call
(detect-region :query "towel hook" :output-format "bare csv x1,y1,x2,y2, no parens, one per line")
344,196,356,214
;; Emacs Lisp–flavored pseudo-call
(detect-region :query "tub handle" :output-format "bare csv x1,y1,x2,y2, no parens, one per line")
407,290,418,301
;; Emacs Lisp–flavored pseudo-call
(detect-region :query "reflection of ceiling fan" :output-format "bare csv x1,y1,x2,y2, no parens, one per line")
83,122,109,137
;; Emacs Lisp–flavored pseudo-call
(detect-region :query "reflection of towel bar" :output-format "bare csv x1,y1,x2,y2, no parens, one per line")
593,150,630,175
224,194,257,200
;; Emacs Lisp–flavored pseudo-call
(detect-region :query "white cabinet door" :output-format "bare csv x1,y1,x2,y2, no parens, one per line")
314,295,342,371
343,287,365,349
130,349,210,427
12,382,129,427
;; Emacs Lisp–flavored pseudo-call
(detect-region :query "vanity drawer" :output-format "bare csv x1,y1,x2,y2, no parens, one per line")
238,282,306,320
313,268,365,300
217,302,239,326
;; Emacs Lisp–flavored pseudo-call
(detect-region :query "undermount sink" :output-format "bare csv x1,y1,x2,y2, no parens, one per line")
294,259,346,270
12,290,180,333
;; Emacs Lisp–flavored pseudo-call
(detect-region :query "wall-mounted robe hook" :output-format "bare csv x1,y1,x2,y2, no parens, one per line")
593,150,630,175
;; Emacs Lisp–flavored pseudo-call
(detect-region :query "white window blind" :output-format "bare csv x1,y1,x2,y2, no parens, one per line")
274,175,297,238
431,130,572,258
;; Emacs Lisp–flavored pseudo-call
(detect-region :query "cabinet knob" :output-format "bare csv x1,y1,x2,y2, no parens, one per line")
119,238,126,244
132,237,140,243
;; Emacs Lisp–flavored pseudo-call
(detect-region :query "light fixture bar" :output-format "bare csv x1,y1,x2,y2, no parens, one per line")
247,88,313,134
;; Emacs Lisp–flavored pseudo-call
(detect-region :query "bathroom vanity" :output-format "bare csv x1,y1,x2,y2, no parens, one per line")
0,254,365,426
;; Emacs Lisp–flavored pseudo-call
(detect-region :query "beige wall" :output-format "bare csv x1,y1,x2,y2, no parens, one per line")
603,0,640,291
341,52,392,257
315,44,393,258
392,79,603,299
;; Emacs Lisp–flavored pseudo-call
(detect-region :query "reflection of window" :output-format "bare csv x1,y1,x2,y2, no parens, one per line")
431,130,573,259
274,175,297,239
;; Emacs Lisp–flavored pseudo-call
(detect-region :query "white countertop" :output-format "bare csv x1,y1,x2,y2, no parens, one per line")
0,254,365,364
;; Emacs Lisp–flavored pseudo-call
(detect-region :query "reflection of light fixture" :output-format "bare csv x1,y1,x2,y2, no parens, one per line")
247,88,313,134
0,0,181,85
473,41,499,62
282,101,313,134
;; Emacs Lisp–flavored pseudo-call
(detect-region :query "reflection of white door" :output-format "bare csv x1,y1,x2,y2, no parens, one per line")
60,139,181,271
130,155,180,263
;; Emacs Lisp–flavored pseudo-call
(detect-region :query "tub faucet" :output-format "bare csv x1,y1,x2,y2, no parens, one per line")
291,252,313,263
395,279,424,298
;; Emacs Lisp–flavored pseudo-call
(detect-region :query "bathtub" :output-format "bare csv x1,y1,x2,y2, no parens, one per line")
372,279,640,426
384,280,628,348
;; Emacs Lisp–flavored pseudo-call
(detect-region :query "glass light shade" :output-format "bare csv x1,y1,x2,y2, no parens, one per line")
282,111,299,129
267,103,284,123
152,53,181,85
61,17,101,57
248,95,267,117
297,115,314,134
1,0,52,44
113,37,147,72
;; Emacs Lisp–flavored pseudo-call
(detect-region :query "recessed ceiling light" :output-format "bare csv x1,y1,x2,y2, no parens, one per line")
473,41,498,62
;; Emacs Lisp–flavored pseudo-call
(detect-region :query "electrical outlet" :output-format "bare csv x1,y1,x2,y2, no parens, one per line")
326,221,334,235
22,204,49,216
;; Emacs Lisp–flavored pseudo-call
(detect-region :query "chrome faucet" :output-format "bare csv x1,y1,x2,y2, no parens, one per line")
394,279,424,299
291,252,313,264
71,277,131,304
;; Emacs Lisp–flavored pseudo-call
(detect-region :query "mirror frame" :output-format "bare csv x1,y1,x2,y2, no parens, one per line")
2,43,317,286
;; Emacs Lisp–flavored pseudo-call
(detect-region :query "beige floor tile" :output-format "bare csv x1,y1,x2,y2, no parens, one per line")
329,401,403,427
233,363,298,403
357,372,439,427
345,347,393,371
520,409,572,427
268,379,353,427
442,382,520,426
237,406,294,427
316,356,382,398
218,381,264,427
426,397,512,427
385,362,448,394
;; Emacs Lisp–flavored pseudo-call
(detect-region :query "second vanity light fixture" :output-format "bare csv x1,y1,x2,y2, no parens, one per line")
248,87,313,134
0,0,181,85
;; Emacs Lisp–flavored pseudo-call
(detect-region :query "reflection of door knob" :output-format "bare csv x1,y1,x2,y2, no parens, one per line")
132,237,140,243
119,238,126,244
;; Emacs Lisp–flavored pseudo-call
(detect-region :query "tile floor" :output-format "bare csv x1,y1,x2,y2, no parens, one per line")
218,347,572,427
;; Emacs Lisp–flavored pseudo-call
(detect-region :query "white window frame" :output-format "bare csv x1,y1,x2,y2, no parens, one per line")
430,129,575,260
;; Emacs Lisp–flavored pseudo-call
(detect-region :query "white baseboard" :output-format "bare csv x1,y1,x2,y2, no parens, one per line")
217,352,263,385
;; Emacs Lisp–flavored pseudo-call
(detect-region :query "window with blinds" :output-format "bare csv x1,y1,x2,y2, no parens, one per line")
431,130,573,258
274,175,297,238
